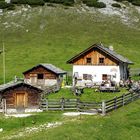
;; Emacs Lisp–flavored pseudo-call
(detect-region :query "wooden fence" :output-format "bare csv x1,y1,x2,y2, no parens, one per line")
41,98,78,111
41,91,140,115
77,100,101,113
102,91,140,115
40,98,101,113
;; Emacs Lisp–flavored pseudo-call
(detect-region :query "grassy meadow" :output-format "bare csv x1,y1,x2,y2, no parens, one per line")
0,5,140,83
0,4,140,140
47,88,128,102
0,99,140,140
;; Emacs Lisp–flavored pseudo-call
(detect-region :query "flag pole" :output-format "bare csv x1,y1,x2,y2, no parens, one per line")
3,42,5,85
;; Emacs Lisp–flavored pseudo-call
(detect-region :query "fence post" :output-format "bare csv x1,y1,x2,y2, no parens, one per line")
46,98,48,111
61,98,64,111
102,100,106,116
138,91,140,98
122,94,125,106
77,98,80,112
2,99,6,114
131,92,134,102
114,97,117,110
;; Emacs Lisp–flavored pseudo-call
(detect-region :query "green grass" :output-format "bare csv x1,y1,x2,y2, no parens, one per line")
0,111,63,138
47,88,128,102
3,99,140,140
0,5,140,83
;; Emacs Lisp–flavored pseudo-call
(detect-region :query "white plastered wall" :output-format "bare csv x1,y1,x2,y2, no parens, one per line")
73,65,120,84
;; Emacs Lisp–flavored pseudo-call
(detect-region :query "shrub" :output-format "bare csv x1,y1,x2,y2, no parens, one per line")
11,0,27,4
94,2,106,8
27,0,45,6
111,3,121,8
0,1,12,9
11,0,45,6
114,0,124,2
82,0,106,8
7,4,15,10
44,0,74,6
114,0,140,7
132,0,140,6
63,0,74,6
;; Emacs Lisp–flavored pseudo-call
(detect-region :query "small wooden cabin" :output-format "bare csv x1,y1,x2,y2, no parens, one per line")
23,64,66,88
0,81,43,113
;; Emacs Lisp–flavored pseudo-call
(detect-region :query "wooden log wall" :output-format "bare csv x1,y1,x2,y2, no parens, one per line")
0,86,41,108
24,66,58,79
73,48,119,65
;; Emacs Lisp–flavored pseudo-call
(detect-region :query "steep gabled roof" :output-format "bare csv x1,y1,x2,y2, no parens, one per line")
23,64,67,75
67,43,133,64
0,81,43,93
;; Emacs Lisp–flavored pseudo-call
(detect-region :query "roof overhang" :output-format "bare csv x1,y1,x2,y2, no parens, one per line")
67,43,134,65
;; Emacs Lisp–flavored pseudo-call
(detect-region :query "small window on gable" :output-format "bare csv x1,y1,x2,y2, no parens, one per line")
86,58,92,64
99,58,104,64
37,74,44,79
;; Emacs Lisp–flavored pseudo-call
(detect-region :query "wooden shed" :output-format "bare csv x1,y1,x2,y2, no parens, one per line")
0,81,43,113
23,63,67,88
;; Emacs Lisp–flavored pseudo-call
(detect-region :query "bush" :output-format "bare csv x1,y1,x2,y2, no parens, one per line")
132,0,140,6
44,0,74,6
94,2,106,8
114,0,140,7
82,0,106,8
0,1,12,9
114,0,124,2
7,4,15,10
111,3,121,8
11,0,27,4
27,0,45,6
11,0,45,6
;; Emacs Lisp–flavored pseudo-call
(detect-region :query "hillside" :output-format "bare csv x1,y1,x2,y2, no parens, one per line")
0,1,140,83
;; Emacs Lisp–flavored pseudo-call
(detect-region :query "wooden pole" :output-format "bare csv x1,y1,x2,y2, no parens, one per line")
102,100,106,116
114,97,117,110
4,99,6,114
77,98,80,112
2,43,6,85
131,92,134,102
61,98,64,111
46,98,48,111
122,94,125,106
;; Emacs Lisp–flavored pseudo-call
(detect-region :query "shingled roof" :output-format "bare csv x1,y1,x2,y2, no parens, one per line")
0,81,43,93
23,64,67,75
67,43,133,64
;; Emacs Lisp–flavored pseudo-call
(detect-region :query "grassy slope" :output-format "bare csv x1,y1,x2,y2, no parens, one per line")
0,5,140,83
0,111,63,139
5,99,140,140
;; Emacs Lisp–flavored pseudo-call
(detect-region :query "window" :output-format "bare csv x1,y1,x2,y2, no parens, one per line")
102,74,111,80
99,58,104,64
83,74,92,80
102,74,107,80
86,58,92,64
37,74,44,79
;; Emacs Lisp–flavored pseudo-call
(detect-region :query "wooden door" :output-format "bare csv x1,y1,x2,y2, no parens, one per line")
16,93,25,108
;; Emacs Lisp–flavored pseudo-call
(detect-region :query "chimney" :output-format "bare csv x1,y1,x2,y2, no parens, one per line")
109,46,114,51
